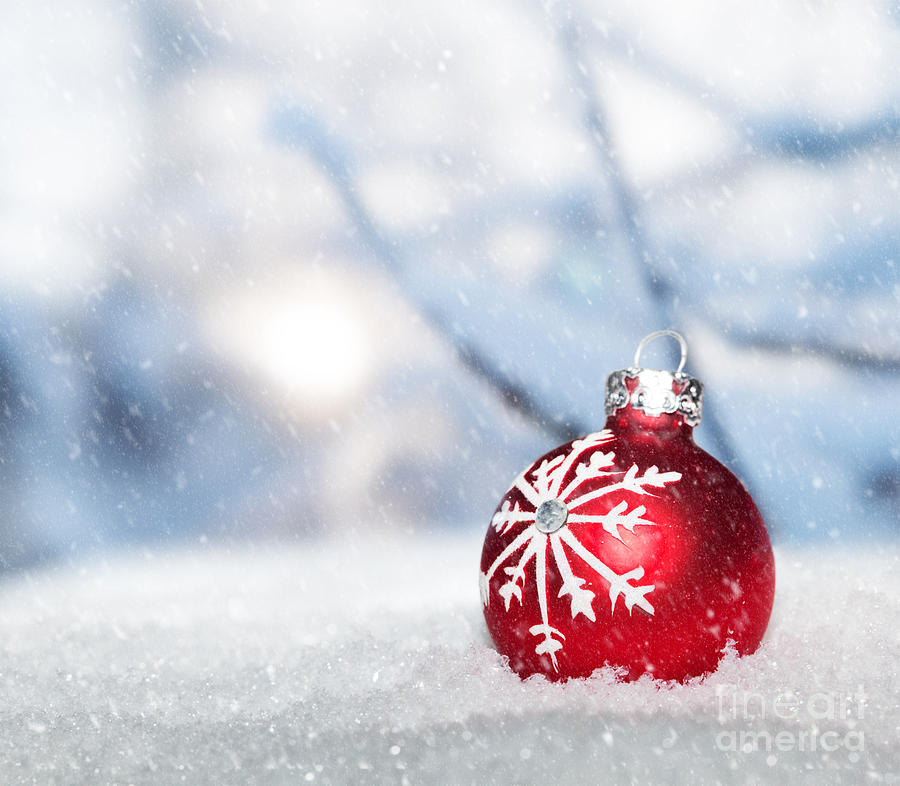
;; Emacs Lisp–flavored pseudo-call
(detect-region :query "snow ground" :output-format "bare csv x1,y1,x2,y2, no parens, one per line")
0,536,897,785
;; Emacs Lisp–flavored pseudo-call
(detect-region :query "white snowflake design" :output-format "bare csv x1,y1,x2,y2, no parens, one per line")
480,430,682,671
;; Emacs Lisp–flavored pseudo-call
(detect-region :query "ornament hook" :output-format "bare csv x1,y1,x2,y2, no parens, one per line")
634,330,688,373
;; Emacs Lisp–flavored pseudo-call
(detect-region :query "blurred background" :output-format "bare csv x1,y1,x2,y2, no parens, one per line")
1,0,899,571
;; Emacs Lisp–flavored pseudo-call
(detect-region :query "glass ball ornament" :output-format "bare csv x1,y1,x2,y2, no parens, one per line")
479,331,776,682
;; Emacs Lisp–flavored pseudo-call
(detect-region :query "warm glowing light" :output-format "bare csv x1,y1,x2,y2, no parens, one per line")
257,296,367,400
210,275,371,412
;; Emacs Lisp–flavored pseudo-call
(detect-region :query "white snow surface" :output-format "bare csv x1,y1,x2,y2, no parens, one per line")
1,536,898,785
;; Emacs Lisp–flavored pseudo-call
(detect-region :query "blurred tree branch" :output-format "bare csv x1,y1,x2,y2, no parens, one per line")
548,5,762,496
270,105,586,444
551,1,900,375
584,19,900,166
710,326,900,374
271,4,899,514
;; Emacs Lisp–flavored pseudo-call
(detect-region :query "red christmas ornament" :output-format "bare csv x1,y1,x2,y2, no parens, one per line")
480,331,775,682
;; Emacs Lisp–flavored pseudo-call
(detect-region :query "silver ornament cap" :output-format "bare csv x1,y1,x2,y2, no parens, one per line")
604,330,704,426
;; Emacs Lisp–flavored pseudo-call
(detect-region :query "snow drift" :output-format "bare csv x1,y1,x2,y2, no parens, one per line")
0,536,896,784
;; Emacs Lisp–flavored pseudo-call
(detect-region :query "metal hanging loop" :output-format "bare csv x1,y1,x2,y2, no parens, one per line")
634,330,688,374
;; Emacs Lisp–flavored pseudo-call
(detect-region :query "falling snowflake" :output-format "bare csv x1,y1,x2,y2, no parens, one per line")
480,430,682,670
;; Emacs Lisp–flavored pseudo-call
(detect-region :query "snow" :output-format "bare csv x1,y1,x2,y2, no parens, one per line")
1,2,899,778
1,536,897,784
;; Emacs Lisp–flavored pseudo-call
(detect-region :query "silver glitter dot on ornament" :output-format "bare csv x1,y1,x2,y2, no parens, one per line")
535,498,568,533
